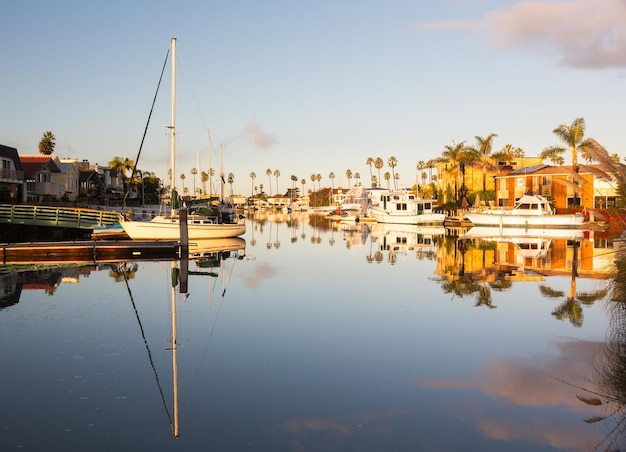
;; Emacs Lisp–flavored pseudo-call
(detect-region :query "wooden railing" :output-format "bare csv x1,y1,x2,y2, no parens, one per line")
0,204,121,230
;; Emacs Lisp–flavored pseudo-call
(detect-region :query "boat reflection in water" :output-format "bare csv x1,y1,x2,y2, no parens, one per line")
368,223,444,264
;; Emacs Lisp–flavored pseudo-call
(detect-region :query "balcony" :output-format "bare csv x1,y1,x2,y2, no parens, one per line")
0,169,24,183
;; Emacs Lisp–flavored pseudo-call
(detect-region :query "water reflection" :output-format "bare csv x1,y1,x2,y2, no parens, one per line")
3,212,625,450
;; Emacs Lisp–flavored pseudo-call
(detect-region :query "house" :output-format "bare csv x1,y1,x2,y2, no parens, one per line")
493,164,617,210
20,155,62,202
0,145,25,202
78,170,104,202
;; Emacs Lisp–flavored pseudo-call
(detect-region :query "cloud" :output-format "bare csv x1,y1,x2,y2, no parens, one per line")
414,0,626,68
244,121,277,149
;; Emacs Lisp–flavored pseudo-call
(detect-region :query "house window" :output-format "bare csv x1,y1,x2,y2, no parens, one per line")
2,159,11,170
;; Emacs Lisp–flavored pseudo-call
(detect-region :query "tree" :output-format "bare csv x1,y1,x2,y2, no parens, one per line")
440,140,467,203
354,172,360,186
540,147,565,165
300,178,306,196
366,157,374,187
273,169,281,195
310,174,316,191
546,117,590,168
38,130,56,155
375,157,384,184
180,173,186,194
329,172,335,191
384,171,391,189
266,168,272,195
201,171,209,195
190,168,198,198
387,156,398,189
346,169,353,189
468,133,498,196
249,172,256,197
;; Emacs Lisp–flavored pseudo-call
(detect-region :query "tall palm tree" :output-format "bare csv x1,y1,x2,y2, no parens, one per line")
354,172,360,187
375,157,384,184
290,174,298,198
329,172,335,191
426,159,435,182
387,156,398,189
249,172,256,197
190,167,198,198
274,169,281,195
180,173,186,194
310,174,316,191
266,168,273,195
545,117,590,168
384,171,391,189
366,157,374,187
300,178,306,196
492,143,516,166
38,130,56,155
440,140,466,203
346,169,353,189
468,133,498,196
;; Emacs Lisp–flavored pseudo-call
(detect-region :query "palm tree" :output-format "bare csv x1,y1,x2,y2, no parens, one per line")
492,143,516,166
416,160,425,193
468,133,498,196
273,169,281,195
346,169,353,189
540,147,566,165
249,171,256,197
180,173,186,194
440,140,467,203
329,172,335,191
426,159,435,183
300,178,306,197
375,157,384,184
290,174,298,199
38,130,56,155
266,168,272,195
354,172,360,187
366,157,374,187
384,171,391,189
190,167,198,198
109,156,135,192
387,157,398,189
310,174,316,191
545,117,591,168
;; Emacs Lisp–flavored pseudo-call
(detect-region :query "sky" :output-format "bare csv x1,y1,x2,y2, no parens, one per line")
2,0,625,196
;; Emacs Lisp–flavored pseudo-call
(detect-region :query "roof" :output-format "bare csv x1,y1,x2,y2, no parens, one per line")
508,164,550,175
0,145,24,171
20,155,61,178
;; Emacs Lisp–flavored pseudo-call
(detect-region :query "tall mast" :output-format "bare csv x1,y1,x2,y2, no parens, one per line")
170,37,177,213
207,130,212,199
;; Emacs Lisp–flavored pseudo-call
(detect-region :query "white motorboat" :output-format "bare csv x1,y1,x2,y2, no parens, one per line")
463,194,585,228
369,190,444,225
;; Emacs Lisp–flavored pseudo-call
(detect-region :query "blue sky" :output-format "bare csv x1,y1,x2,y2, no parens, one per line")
2,0,625,195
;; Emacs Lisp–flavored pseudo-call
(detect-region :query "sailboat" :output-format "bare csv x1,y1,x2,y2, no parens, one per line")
119,37,246,241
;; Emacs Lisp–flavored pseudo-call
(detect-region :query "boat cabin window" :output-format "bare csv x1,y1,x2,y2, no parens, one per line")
423,202,431,210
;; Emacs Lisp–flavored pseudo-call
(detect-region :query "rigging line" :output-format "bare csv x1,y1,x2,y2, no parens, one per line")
121,264,174,429
123,46,171,209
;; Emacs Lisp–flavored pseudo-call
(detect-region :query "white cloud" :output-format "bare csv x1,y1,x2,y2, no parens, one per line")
415,0,626,68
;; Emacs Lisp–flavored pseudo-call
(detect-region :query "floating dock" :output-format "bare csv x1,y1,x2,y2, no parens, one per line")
0,240,180,264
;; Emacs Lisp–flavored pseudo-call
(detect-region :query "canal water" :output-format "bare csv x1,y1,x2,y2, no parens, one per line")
1,211,625,451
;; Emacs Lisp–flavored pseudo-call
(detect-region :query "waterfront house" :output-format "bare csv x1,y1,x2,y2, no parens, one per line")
493,164,618,210
0,145,25,202
20,155,62,202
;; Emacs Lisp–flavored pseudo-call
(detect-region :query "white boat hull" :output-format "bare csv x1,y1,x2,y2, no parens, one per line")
464,212,585,228
462,226,585,240
370,208,445,225
120,216,246,240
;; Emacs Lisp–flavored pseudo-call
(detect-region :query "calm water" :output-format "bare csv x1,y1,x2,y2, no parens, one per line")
1,211,625,451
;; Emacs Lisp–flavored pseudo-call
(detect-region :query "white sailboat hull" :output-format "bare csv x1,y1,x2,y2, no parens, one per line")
120,216,245,240
370,207,445,225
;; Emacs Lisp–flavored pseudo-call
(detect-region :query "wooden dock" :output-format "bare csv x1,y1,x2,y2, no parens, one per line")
0,240,180,264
